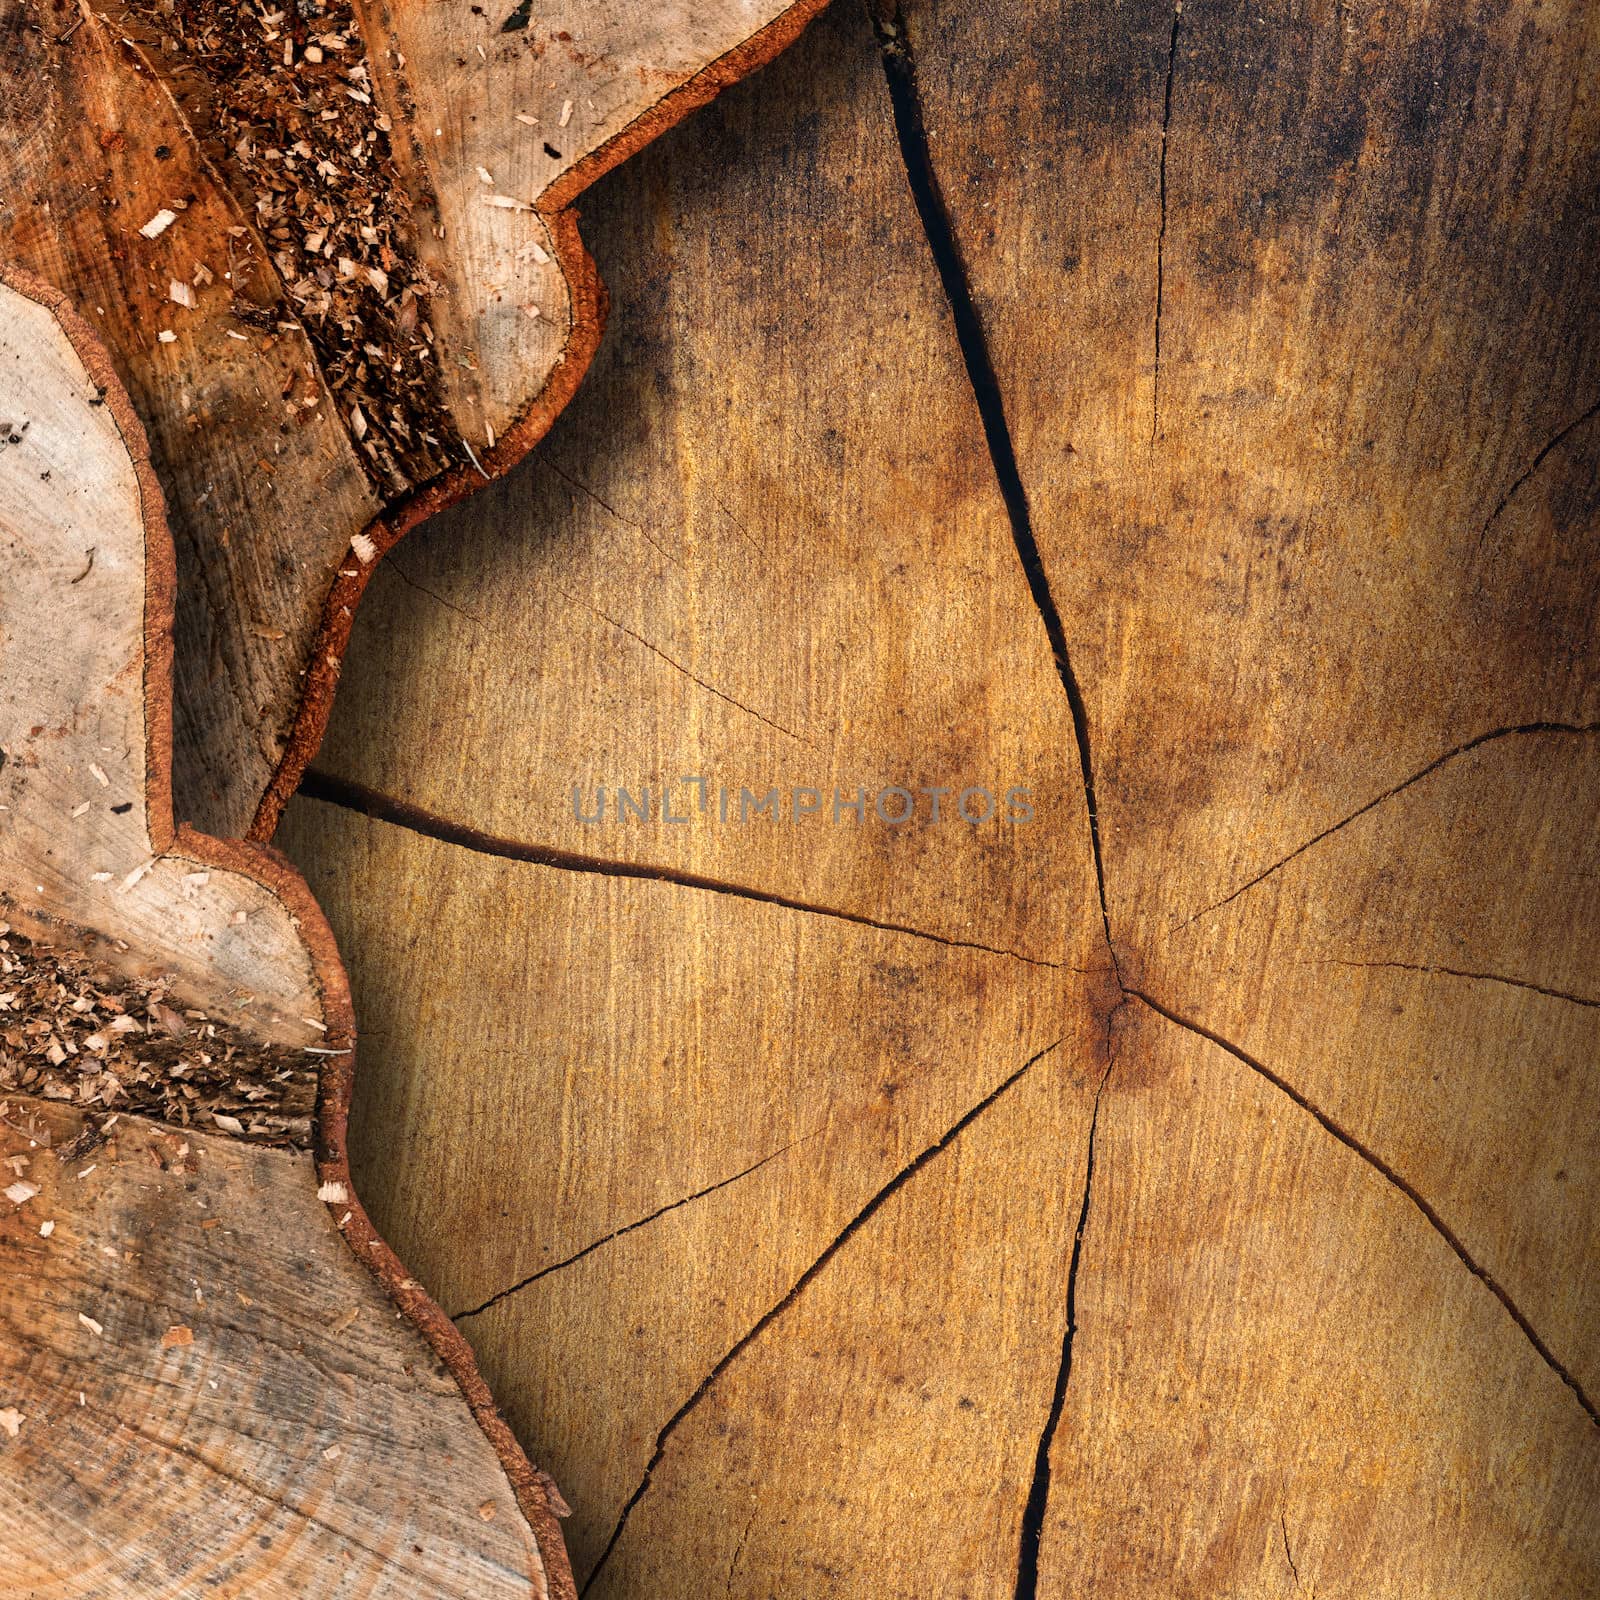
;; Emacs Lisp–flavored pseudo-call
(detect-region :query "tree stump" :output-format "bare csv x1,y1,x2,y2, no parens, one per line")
278,1,1600,1595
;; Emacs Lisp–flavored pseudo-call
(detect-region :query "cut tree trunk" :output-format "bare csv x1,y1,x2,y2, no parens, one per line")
278,2,1600,1595
0,266,569,1595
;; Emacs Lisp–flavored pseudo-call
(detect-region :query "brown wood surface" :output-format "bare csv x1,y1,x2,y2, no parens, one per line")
279,0,1600,1593
0,1099,554,1598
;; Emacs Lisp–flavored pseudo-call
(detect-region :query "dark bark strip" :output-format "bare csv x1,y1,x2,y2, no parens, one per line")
868,3,1118,974
579,1036,1067,1594
296,773,1062,968
1129,989,1600,1428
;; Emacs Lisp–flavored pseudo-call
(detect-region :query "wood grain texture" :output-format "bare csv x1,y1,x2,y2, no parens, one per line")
0,1099,554,1599
2,0,828,840
0,269,325,1041
0,4,382,842
278,0,1600,1593
0,267,572,1596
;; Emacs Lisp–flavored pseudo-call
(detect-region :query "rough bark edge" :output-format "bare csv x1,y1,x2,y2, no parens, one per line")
246,0,834,841
0,261,576,1600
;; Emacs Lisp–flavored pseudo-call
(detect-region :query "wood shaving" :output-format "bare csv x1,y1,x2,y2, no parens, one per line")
0,926,315,1148
122,0,460,497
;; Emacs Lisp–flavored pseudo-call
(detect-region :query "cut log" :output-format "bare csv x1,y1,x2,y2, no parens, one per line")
279,2,1600,1595
1,0,828,839
0,266,571,1596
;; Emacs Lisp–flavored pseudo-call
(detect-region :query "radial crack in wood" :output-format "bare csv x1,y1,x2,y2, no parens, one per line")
276,0,1600,1591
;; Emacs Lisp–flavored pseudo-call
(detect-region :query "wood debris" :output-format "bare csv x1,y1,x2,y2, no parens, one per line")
0,1409,22,1439
0,925,316,1148
121,0,459,497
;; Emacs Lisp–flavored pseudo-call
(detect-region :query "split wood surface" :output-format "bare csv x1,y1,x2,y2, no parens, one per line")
280,1,1600,1595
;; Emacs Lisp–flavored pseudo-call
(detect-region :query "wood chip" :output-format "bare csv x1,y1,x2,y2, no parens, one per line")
169,280,197,310
139,209,178,239
0,1409,22,1439
317,1179,349,1204
161,1325,195,1349
78,1313,103,1337
3,1180,38,1206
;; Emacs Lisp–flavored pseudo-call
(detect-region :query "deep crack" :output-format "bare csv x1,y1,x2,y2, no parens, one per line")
1130,988,1599,1428
579,1036,1066,1594
1473,393,1600,562
296,771,1062,968
1302,958,1600,1011
1013,1012,1119,1599
1174,720,1600,934
1152,1,1182,444
870,3,1118,977
453,1140,802,1322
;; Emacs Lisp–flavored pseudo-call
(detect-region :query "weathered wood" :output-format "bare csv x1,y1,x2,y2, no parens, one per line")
1,0,828,839
0,267,572,1596
0,1099,555,1598
280,1,1600,1594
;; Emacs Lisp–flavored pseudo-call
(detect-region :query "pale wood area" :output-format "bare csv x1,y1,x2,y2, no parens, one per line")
1,0,822,840
0,270,570,1596
0,273,322,1041
0,1099,548,1599
278,1,1600,1595
0,5,382,839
